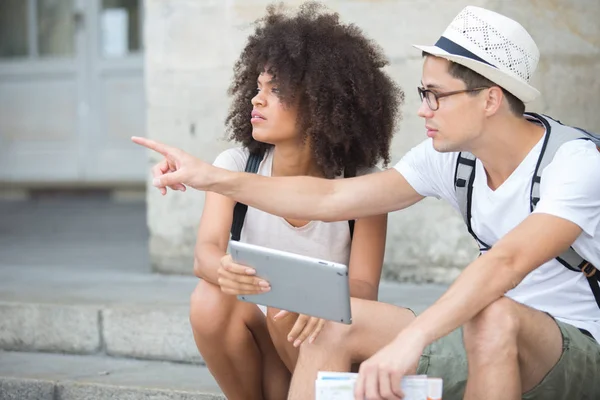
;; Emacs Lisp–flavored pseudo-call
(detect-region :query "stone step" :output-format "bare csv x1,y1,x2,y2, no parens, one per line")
0,265,447,364
0,351,224,400
0,265,203,364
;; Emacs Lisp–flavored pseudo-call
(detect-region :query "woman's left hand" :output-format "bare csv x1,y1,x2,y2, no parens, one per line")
274,310,326,347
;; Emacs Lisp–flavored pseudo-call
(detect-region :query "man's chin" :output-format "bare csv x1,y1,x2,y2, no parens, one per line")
432,138,452,153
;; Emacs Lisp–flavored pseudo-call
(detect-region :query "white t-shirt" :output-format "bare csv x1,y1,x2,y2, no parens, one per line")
395,127,600,342
214,147,377,266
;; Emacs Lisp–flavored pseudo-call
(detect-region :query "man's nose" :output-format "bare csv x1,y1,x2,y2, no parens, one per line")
417,97,434,119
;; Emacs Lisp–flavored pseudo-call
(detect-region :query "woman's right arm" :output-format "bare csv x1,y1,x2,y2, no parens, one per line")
193,191,236,282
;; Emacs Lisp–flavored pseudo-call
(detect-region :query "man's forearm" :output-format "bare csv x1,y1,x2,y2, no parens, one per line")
402,251,525,347
404,214,581,348
204,167,422,222
209,168,341,222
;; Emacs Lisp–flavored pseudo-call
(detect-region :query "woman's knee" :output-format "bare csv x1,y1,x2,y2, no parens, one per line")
189,279,235,338
305,318,353,353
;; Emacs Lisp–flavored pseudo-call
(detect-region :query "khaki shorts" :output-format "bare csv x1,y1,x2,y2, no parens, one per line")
415,319,600,400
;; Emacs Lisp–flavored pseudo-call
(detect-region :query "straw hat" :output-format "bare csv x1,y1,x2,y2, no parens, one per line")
413,6,540,103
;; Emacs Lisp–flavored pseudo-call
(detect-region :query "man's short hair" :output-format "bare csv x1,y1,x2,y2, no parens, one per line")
423,52,525,116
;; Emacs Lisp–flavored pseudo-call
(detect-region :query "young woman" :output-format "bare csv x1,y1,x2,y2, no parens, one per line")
151,3,403,399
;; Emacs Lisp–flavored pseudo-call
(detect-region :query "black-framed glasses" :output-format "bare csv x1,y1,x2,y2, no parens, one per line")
417,86,490,111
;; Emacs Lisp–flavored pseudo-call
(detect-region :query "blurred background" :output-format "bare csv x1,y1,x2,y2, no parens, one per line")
0,0,145,186
0,0,598,397
1,0,599,282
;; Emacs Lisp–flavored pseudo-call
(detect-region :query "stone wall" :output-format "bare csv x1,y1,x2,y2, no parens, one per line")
144,0,600,282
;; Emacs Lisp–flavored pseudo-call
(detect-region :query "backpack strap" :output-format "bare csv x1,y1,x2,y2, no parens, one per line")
230,151,264,241
454,152,491,252
344,166,357,240
527,112,592,210
527,113,600,308
555,248,600,308
455,113,600,307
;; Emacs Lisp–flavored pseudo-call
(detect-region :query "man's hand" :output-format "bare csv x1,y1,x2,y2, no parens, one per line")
274,311,326,347
217,254,271,295
131,136,215,194
354,331,425,400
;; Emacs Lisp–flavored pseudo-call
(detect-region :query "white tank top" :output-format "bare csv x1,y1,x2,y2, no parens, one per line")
213,147,377,264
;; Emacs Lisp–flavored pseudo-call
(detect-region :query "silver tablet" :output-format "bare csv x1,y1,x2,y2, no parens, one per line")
229,240,352,324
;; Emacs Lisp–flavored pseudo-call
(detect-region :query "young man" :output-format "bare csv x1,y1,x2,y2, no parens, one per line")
134,6,600,400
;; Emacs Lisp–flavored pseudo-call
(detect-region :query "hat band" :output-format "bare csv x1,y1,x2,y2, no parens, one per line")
434,36,496,68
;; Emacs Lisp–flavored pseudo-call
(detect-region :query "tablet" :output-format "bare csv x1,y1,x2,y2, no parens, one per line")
229,240,352,324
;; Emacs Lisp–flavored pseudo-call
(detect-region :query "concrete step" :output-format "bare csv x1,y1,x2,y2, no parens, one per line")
0,351,224,400
0,265,448,364
0,265,203,364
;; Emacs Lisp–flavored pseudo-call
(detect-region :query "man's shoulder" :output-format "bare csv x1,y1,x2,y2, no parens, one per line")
392,139,462,203
553,138,599,159
538,139,600,184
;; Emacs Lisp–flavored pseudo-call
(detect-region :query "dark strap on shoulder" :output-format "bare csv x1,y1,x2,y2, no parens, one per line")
528,113,600,307
454,152,491,251
230,151,264,241
526,113,600,305
454,113,600,308
526,112,592,211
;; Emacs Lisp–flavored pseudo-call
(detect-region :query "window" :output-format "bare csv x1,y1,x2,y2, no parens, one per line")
101,0,141,58
37,0,75,56
0,0,29,58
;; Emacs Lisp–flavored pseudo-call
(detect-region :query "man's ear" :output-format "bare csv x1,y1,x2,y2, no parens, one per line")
484,86,504,116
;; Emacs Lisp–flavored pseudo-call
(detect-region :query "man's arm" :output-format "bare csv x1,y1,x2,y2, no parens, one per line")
212,168,423,222
407,140,600,346
401,213,583,347
132,136,424,222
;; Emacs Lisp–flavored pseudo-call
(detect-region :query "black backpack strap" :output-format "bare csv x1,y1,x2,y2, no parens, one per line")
526,112,600,308
583,263,600,309
230,151,264,241
454,152,491,252
345,167,357,240
348,220,355,239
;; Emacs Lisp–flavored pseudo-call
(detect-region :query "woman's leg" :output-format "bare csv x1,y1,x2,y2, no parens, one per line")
265,307,300,371
190,280,291,400
287,298,416,400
